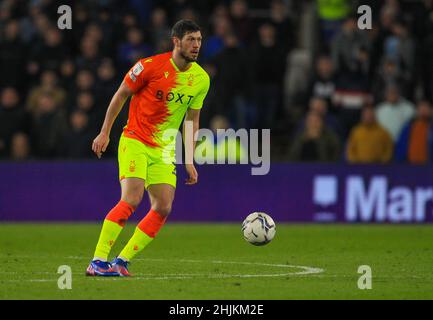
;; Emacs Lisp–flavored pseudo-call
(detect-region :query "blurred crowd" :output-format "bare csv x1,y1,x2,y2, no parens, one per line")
288,0,433,164
0,0,433,164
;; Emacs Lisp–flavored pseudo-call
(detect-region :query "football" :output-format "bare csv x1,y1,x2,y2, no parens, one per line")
242,212,276,246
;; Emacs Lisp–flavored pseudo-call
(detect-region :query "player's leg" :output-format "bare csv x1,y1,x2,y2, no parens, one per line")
87,179,146,276
92,178,144,260
117,183,175,264
86,135,147,276
112,145,176,276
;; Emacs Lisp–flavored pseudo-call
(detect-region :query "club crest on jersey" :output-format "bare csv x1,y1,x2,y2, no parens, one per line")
187,74,194,86
164,71,169,78
129,160,136,172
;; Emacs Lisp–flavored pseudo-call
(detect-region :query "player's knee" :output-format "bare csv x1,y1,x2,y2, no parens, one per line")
152,203,172,217
122,194,143,209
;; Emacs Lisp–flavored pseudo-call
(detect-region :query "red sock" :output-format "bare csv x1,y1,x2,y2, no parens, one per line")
137,209,167,238
105,200,135,227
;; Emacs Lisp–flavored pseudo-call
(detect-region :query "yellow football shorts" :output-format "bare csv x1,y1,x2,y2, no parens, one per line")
118,134,176,189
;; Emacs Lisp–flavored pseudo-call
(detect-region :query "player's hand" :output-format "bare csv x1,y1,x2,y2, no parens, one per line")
92,132,110,159
185,164,198,185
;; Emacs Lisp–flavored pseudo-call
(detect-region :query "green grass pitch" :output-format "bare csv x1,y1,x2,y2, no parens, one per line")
0,223,432,299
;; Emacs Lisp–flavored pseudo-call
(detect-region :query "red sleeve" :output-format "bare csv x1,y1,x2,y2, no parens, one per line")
123,59,151,93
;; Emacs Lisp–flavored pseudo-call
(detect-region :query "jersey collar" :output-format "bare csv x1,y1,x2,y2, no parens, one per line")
170,57,194,73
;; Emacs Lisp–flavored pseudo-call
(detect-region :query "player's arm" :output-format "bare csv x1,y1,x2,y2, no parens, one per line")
183,108,200,185
92,81,132,158
183,72,210,184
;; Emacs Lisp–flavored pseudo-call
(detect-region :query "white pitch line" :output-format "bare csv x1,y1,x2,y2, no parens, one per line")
2,273,319,283
0,256,324,282
66,256,324,275
66,256,325,275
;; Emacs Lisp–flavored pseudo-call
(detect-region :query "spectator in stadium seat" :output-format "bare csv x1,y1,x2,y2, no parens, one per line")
76,36,100,72
73,91,103,126
115,11,140,46
0,19,26,89
317,0,350,49
331,16,372,139
72,5,90,48
229,0,253,46
72,69,96,97
122,11,140,29
0,87,31,158
420,35,433,99
374,0,400,43
28,27,68,73
383,21,415,97
10,132,31,160
30,92,67,158
95,58,118,107
96,7,116,55
331,16,371,90
209,2,230,27
95,58,127,157
420,13,433,102
16,4,41,45
295,97,341,138
412,0,433,41
289,111,341,162
118,27,152,72
306,55,337,112
75,91,95,113
210,2,230,21
26,70,67,115
395,100,433,164
346,105,394,163
371,58,407,104
148,8,171,49
376,84,415,141
211,32,254,129
177,8,200,24
251,23,286,129
59,59,76,92
269,0,294,52
127,0,153,21
84,23,111,58
202,15,232,62
62,111,94,159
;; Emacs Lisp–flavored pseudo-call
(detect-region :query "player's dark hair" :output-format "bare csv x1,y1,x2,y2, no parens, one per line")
171,19,200,39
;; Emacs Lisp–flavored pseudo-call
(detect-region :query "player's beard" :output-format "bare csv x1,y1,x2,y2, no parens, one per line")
180,47,197,63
